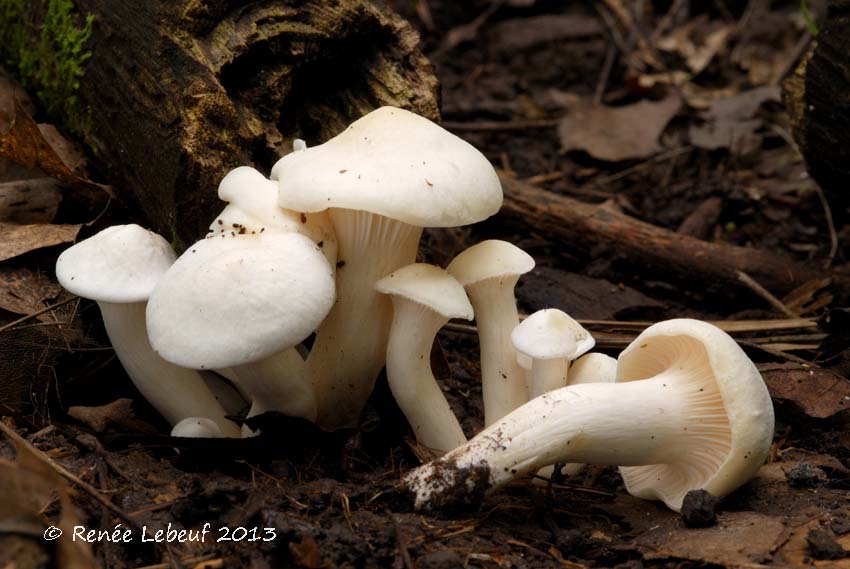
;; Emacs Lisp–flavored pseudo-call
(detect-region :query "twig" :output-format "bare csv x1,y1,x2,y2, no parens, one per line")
0,422,145,534
390,514,414,569
594,43,617,105
0,296,78,335
736,271,799,318
592,147,692,186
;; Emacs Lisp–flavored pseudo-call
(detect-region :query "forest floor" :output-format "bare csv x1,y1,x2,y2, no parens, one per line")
1,0,850,568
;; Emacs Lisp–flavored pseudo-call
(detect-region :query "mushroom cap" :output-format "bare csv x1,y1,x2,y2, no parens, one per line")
568,352,618,385
170,417,224,438
447,240,535,288
146,232,335,369
272,107,503,227
511,309,594,360
376,263,473,320
210,167,337,264
617,319,775,511
56,224,176,303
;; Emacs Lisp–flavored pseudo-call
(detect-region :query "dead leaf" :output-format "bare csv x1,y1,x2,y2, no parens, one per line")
0,265,62,315
558,95,682,161
705,86,781,121
759,362,850,419
0,99,111,208
657,18,732,75
489,15,603,53
68,399,134,433
0,69,35,131
689,118,763,154
0,222,80,262
0,178,62,223
636,511,785,567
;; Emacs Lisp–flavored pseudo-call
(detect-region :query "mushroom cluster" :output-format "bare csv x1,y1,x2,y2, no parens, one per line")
55,106,774,512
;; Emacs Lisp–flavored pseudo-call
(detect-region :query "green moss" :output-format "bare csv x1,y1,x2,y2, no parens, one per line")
0,0,93,132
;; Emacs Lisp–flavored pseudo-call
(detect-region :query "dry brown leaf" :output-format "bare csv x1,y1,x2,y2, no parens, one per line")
558,95,682,161
0,68,35,130
68,399,135,433
489,15,603,53
0,222,80,262
705,86,781,121
689,118,763,154
290,535,328,568
0,265,62,315
759,362,850,419
657,18,732,75
0,98,111,208
0,178,62,223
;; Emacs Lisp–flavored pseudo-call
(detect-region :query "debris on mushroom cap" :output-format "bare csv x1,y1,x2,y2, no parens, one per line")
170,417,224,438
272,106,503,227
616,318,775,510
446,239,535,287
146,232,335,370
56,224,176,303
511,309,588,360
376,263,473,320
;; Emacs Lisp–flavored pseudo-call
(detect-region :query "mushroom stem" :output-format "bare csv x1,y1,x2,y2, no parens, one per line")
406,371,728,511
98,302,241,437
386,299,466,454
229,348,314,421
529,358,567,399
309,210,422,430
466,281,528,426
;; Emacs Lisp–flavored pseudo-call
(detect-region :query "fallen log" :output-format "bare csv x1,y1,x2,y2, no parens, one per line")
498,175,843,298
0,0,439,239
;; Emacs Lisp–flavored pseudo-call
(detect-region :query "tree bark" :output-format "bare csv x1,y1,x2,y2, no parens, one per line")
783,2,850,208
499,175,843,298
32,0,440,239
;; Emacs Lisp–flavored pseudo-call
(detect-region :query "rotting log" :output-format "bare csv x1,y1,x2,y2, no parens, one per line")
783,2,850,208
498,175,844,298
2,0,439,240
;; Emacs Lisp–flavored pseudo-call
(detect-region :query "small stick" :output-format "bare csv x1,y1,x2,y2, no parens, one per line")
737,271,799,318
441,119,559,132
0,296,78,335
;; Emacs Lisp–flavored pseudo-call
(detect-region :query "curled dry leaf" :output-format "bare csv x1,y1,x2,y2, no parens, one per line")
68,398,135,433
0,98,111,211
0,222,80,262
558,94,682,161
759,362,850,419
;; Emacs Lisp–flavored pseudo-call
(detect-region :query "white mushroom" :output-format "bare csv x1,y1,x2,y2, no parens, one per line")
147,168,337,422
171,417,223,438
405,319,775,512
512,309,594,399
376,264,473,454
56,225,241,437
273,107,502,430
446,240,534,426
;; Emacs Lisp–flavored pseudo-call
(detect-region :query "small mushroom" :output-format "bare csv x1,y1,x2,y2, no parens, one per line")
171,417,223,438
511,309,594,399
405,319,775,512
447,240,534,426
376,264,473,454
56,225,241,437
273,107,502,430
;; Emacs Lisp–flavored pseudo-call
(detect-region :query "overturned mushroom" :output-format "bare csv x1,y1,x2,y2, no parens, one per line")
273,107,502,430
405,319,774,512
447,240,534,426
56,225,241,437
376,263,473,454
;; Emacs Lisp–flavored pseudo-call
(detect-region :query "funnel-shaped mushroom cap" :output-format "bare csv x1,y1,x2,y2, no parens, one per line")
147,232,335,369
447,240,534,287
376,263,474,320
617,319,775,510
272,107,503,227
171,417,223,438
56,224,176,303
511,309,593,360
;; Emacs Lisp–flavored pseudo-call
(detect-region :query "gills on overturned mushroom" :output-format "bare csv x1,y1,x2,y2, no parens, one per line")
404,319,775,513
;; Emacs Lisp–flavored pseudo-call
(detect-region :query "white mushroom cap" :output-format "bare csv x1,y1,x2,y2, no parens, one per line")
447,240,534,287
376,263,473,320
56,225,176,303
569,352,618,385
511,309,585,360
170,417,224,438
617,319,775,508
272,107,503,227
146,232,335,369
